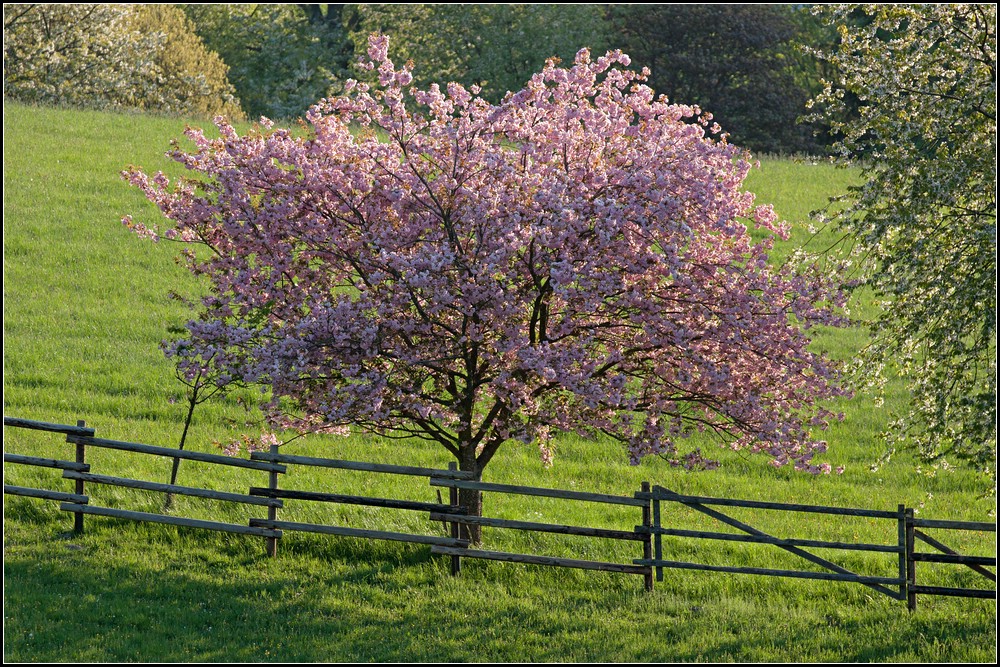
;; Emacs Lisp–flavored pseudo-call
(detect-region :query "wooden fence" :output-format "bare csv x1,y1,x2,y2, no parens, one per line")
4,416,996,610
633,485,995,610
4,416,284,540
4,418,95,530
246,448,475,554
428,476,654,589
906,515,997,608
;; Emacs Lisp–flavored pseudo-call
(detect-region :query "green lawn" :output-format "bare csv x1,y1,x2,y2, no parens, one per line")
3,102,996,663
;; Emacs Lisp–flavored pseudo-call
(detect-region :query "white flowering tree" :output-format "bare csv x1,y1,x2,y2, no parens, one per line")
808,5,996,483
3,4,241,118
5,4,155,106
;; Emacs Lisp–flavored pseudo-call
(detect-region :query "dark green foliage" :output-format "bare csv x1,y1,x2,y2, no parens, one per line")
606,4,824,154
347,4,609,103
181,4,354,120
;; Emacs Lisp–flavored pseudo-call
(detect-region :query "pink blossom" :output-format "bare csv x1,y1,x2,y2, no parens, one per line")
367,33,389,63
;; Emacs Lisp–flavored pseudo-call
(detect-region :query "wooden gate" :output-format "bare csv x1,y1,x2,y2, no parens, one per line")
635,485,996,609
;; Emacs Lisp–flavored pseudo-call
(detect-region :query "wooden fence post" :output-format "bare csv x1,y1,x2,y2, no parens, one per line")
641,481,653,592
266,443,279,557
448,462,461,576
905,507,917,611
653,485,663,583
896,504,907,606
72,420,86,534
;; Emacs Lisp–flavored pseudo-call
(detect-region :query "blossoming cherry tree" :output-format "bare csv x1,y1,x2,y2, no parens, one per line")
125,36,848,534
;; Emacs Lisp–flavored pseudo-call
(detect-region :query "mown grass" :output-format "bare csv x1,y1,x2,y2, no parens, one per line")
3,102,996,663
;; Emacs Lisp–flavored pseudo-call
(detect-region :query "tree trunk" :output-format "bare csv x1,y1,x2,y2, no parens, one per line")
457,444,483,545
164,392,197,511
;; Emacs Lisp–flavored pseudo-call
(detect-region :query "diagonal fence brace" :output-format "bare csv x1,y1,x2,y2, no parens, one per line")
652,485,903,601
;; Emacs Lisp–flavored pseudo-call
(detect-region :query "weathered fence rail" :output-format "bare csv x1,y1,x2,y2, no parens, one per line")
429,477,655,589
4,450,90,504
5,415,996,610
4,484,89,504
4,416,282,540
3,416,95,437
247,448,474,553
905,515,997,607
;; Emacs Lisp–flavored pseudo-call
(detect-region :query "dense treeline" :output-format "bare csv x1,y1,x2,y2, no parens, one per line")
607,4,830,154
4,3,838,154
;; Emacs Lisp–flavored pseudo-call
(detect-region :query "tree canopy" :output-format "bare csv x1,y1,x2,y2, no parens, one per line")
347,4,609,104
124,36,849,530
4,4,849,155
808,4,997,484
3,4,241,119
607,4,823,154
180,4,351,121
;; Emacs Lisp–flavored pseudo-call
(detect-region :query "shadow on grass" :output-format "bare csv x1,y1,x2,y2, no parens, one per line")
3,517,996,663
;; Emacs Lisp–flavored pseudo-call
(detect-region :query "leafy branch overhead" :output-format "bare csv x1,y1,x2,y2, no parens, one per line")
807,4,997,483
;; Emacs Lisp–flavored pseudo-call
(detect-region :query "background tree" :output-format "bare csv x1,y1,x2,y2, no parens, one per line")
347,4,609,103
181,4,353,120
606,4,822,154
124,37,848,540
4,4,157,108
3,4,241,119
125,5,243,120
807,5,997,484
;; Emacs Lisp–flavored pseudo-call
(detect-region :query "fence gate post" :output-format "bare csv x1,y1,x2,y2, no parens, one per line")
72,420,86,534
653,485,663,583
896,504,907,606
448,462,461,576
641,481,653,592
266,443,279,558
905,507,916,611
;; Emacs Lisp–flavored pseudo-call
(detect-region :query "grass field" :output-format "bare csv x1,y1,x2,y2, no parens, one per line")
3,102,996,663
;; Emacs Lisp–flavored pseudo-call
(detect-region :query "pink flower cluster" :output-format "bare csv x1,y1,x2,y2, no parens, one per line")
125,35,848,475
215,431,281,457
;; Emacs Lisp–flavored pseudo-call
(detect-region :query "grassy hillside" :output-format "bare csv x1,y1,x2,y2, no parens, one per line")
3,102,995,662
